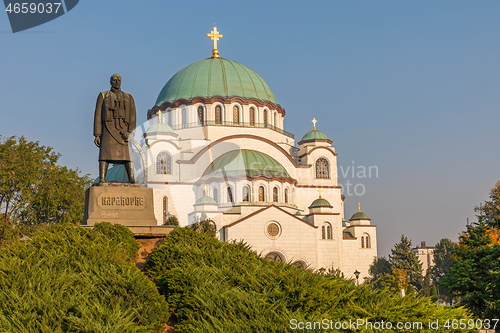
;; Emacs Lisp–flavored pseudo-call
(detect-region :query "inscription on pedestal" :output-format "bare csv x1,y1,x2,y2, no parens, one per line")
84,185,157,226
97,195,145,209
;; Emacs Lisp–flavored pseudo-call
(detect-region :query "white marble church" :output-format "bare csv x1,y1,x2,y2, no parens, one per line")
105,26,377,279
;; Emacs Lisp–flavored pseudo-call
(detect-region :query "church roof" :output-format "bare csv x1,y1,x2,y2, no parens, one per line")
146,122,175,134
195,195,217,205
155,58,277,105
92,164,129,184
300,129,331,142
201,149,292,182
350,212,370,221
309,197,332,208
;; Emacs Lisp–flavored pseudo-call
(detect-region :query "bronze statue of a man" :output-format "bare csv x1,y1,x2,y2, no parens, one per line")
94,74,136,184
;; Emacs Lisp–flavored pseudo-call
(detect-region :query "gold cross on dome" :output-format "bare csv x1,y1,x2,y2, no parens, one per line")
311,118,318,131
358,202,361,213
156,110,164,123
206,25,224,58
203,185,209,195
318,187,322,198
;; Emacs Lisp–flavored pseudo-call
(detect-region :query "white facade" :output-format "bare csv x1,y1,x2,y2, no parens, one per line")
128,58,378,279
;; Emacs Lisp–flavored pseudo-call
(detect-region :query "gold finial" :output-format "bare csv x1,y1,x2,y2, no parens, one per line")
203,185,209,195
358,202,361,213
156,110,164,123
318,187,322,199
206,25,224,58
311,118,318,131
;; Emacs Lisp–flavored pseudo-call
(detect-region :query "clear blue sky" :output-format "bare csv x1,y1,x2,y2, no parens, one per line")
1,1,499,257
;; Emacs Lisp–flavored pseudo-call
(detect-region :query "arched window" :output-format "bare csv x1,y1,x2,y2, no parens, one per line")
273,187,279,202
163,196,168,224
242,186,250,202
227,186,234,203
249,107,255,126
167,110,172,127
156,152,172,174
213,188,219,204
292,260,307,269
263,110,268,126
316,158,330,179
233,105,239,124
197,105,204,125
181,108,188,128
215,105,222,124
321,222,332,239
284,188,289,204
361,234,371,248
265,252,285,262
258,186,265,202
274,113,278,128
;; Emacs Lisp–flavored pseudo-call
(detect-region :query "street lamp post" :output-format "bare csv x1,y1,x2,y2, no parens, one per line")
398,275,405,297
354,270,360,285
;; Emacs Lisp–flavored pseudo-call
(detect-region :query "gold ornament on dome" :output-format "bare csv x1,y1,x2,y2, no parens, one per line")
206,25,224,58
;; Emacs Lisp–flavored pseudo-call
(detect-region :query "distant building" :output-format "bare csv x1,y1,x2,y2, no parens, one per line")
412,241,435,274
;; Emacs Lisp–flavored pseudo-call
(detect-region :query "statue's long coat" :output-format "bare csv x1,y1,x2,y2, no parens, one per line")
94,89,136,162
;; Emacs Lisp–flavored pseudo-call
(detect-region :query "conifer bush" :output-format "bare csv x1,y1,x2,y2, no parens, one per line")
0,222,169,332
146,228,475,333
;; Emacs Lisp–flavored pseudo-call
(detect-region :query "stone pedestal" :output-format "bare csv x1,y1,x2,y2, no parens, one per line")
83,184,158,227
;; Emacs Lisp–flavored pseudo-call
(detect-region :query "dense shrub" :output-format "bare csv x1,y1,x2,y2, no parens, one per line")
146,228,474,333
0,222,169,332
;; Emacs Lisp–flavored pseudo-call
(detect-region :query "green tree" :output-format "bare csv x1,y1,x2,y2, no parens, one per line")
165,214,179,226
389,234,424,290
191,215,216,237
430,238,453,301
442,222,500,318
0,136,91,242
368,256,391,288
474,180,500,226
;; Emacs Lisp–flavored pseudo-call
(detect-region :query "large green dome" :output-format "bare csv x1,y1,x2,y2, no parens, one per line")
202,150,290,179
155,58,277,105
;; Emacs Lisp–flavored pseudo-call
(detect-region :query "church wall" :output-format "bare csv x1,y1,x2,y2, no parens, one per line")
340,226,378,280
225,208,319,267
311,214,344,270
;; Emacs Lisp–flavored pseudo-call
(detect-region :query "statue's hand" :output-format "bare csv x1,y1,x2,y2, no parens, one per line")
94,136,101,147
121,131,130,141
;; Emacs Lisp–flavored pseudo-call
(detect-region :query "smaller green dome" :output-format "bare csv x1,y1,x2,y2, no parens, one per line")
300,130,331,142
146,122,175,134
195,195,217,206
93,164,129,184
309,198,332,208
350,212,370,220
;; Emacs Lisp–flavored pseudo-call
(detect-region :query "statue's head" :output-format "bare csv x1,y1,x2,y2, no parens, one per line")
110,74,122,89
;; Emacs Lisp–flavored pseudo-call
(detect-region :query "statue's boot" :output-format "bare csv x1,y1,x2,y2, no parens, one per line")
125,162,136,184
99,161,109,184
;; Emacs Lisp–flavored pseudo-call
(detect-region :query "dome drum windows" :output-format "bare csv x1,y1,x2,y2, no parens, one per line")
242,186,250,202
215,105,222,124
156,152,172,175
197,105,205,125
315,158,330,179
181,108,188,128
233,105,240,125
227,185,234,203
273,187,279,202
249,107,255,126
258,186,265,202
